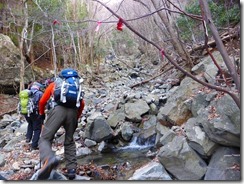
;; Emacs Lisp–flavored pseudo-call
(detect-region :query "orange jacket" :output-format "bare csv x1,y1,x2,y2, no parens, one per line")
39,82,85,119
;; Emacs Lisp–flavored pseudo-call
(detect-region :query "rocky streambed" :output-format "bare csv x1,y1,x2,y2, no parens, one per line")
0,51,241,180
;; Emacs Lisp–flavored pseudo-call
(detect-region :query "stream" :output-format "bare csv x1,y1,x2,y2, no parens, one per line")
77,137,155,180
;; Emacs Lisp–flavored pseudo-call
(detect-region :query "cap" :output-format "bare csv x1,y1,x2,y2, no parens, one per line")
31,82,44,90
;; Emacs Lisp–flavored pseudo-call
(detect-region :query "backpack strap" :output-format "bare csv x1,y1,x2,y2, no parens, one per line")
76,78,84,107
31,90,39,115
60,78,67,103
76,78,81,107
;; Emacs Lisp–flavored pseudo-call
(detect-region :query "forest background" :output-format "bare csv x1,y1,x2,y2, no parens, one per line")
0,0,241,108
0,0,241,182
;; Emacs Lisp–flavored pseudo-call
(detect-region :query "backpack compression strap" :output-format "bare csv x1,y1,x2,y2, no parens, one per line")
60,78,67,103
76,78,82,107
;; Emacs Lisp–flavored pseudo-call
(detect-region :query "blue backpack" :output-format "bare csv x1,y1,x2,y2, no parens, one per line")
53,69,84,108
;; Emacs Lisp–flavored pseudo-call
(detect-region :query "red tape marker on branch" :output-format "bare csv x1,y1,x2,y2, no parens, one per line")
117,18,123,31
53,19,61,25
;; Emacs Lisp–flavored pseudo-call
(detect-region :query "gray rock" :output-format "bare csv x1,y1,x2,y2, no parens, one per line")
121,122,133,141
129,161,172,180
143,115,157,129
84,116,114,143
158,129,177,147
30,170,68,180
190,92,211,117
198,94,240,147
191,51,227,84
0,34,33,93
137,126,156,145
84,139,97,147
157,77,202,126
149,103,158,115
107,108,125,128
3,135,24,151
204,147,240,180
0,154,6,167
157,136,207,180
76,147,92,157
86,111,103,124
185,117,219,157
125,99,150,123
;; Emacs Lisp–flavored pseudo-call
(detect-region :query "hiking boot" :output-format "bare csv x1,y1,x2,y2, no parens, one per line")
67,169,76,180
31,146,39,151
37,156,59,180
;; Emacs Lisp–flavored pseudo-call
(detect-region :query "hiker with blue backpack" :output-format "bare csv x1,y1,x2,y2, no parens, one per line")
37,68,85,180
18,81,45,150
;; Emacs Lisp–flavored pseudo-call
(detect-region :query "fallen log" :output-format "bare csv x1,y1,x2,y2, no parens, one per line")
188,30,239,54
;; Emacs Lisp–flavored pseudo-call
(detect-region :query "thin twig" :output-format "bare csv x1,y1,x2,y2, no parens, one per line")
130,65,173,88
93,0,240,108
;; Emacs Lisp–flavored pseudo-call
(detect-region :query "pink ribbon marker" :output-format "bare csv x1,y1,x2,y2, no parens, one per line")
161,49,165,60
95,21,102,32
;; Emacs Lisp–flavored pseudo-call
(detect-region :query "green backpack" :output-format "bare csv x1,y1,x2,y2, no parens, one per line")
18,89,35,117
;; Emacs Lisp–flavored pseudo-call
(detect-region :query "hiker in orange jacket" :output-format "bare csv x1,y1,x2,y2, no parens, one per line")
37,74,85,180
39,82,84,118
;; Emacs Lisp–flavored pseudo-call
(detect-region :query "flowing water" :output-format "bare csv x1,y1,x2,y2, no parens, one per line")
77,137,155,180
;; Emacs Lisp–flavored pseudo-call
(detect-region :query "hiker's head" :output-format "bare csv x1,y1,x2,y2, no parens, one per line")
44,77,55,87
31,82,45,91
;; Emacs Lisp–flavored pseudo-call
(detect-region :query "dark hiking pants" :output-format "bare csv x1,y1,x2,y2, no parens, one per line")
38,105,78,170
25,113,42,148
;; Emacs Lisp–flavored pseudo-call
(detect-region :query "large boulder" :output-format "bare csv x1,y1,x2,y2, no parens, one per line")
84,116,114,143
157,136,207,180
0,34,32,94
124,99,150,123
204,146,240,180
197,93,240,147
157,77,203,126
184,117,219,157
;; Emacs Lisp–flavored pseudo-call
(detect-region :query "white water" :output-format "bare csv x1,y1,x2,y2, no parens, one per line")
116,136,154,151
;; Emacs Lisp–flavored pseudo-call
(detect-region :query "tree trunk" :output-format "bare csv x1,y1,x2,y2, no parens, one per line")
150,0,193,68
51,25,57,77
77,31,82,69
19,0,29,92
199,0,240,94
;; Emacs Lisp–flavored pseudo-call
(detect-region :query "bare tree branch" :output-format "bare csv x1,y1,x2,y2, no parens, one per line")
92,0,240,108
166,0,202,20
199,0,240,94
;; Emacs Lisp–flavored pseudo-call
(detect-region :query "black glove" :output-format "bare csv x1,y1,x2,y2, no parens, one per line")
38,114,46,121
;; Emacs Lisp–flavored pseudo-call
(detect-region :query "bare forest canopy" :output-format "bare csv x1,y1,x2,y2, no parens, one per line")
0,0,240,108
